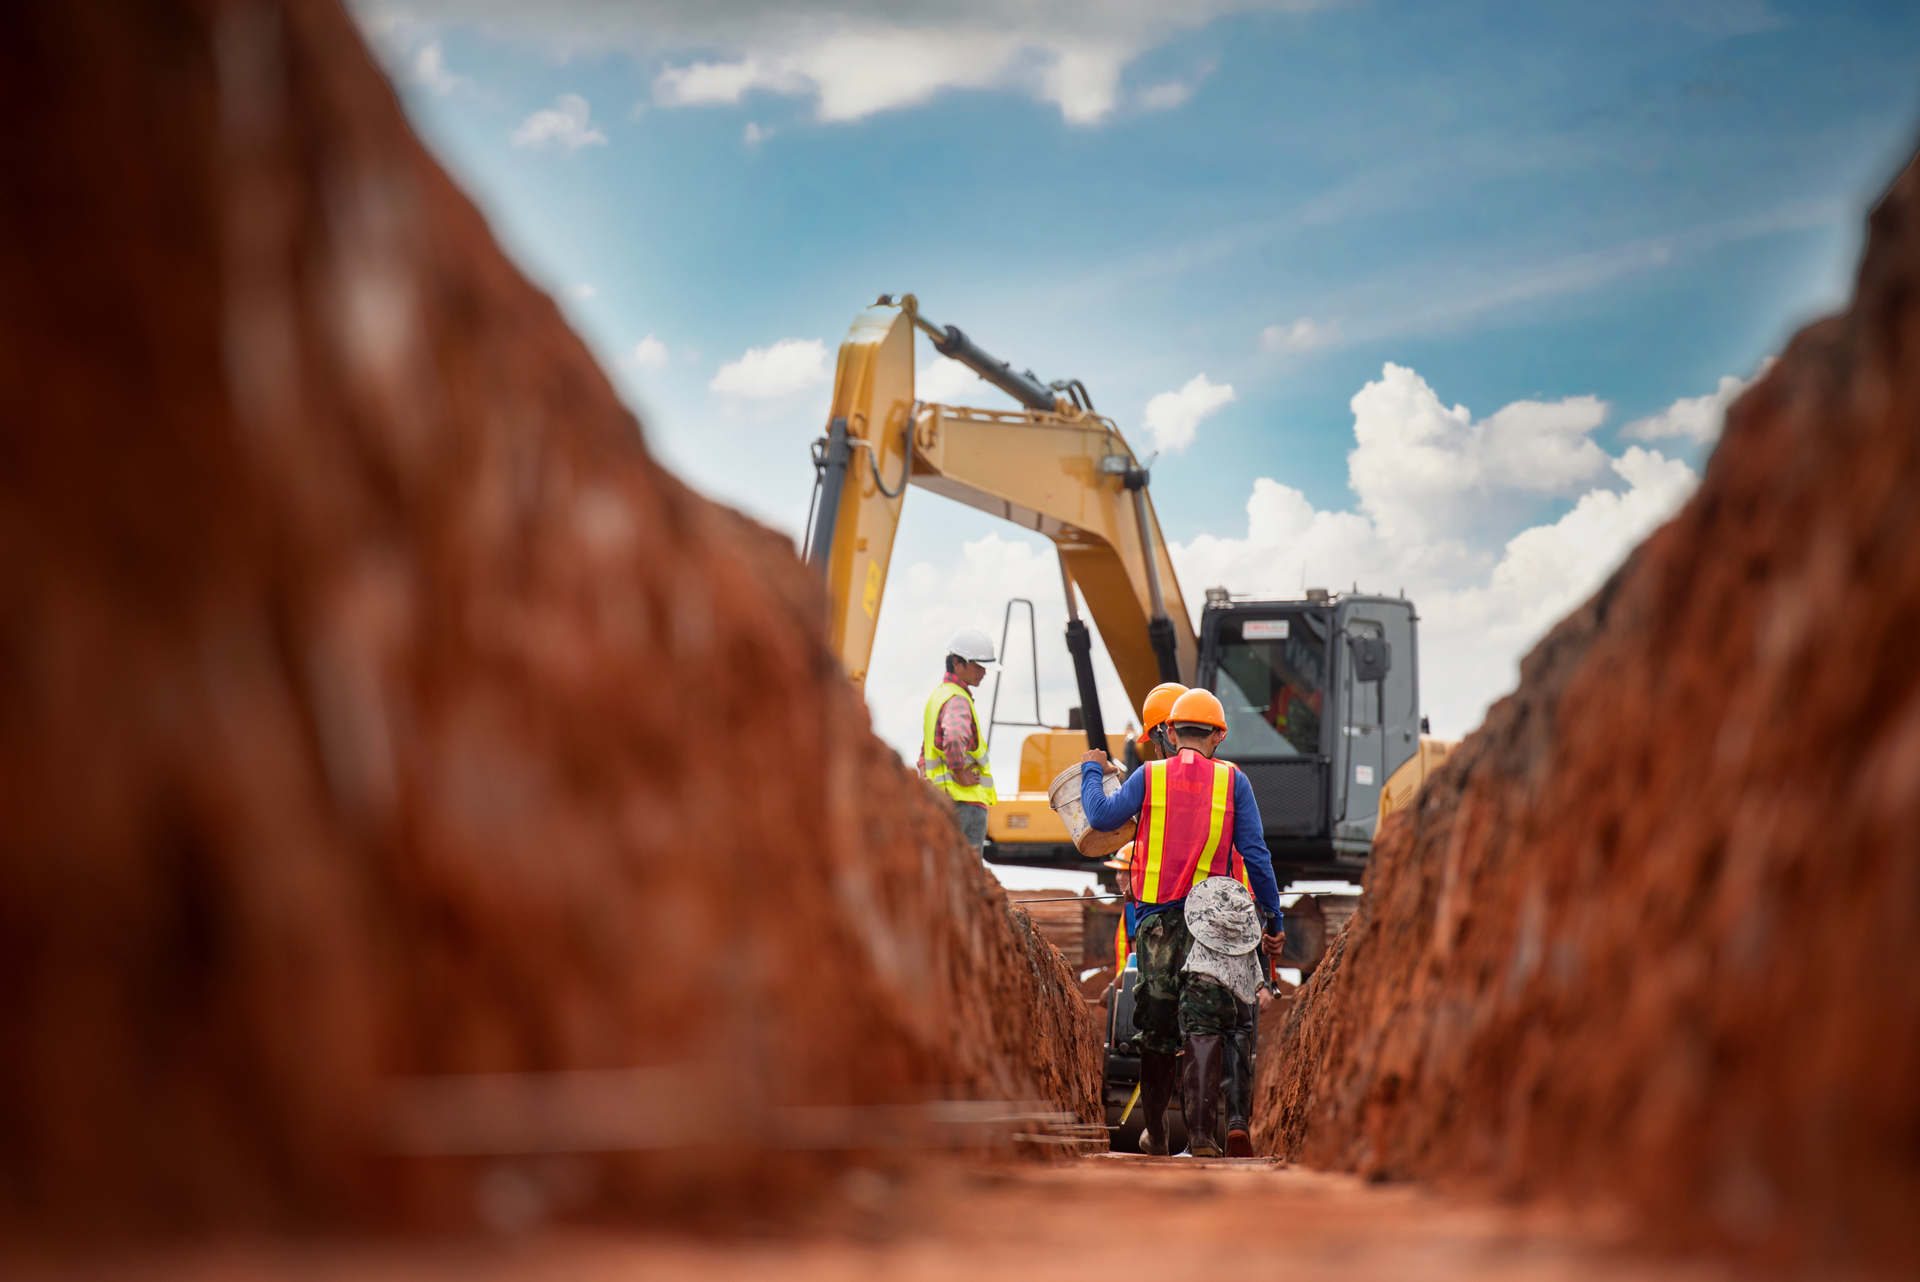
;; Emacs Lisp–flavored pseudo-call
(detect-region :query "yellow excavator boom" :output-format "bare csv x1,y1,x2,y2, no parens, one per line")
806,296,1196,722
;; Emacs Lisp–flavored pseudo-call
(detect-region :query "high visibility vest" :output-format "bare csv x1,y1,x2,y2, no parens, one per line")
922,681,996,806
1132,748,1251,904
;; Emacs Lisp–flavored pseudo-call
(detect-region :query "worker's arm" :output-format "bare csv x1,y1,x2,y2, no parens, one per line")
1079,758,1145,831
1230,770,1285,923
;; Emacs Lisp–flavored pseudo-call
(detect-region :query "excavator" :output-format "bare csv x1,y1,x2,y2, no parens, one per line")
804,295,1453,1148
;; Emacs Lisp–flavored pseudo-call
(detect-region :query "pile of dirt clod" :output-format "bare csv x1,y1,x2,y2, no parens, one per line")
1255,150,1920,1271
0,0,1097,1241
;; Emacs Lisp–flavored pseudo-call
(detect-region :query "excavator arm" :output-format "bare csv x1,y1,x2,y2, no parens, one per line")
806,295,1198,743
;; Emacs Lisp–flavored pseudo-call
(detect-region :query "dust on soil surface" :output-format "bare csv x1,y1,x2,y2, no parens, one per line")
15,1157,1730,1282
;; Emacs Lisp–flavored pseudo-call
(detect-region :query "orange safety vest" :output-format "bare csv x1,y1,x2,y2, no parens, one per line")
1132,749,1252,905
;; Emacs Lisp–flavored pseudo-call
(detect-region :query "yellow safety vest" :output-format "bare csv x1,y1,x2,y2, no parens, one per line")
921,681,997,806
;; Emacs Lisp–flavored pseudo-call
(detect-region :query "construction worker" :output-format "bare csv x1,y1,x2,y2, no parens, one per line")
920,627,998,852
1080,687,1284,1158
1136,681,1187,761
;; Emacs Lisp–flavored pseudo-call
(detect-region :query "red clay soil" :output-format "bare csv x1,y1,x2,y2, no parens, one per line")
0,0,1097,1241
9,1159,1738,1282
1255,152,1920,1272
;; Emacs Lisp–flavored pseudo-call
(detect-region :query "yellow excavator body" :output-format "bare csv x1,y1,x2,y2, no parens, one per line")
1378,735,1454,825
808,293,1458,880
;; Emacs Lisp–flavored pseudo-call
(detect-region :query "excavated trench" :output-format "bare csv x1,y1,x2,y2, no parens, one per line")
3,0,1917,1276
1256,150,1920,1273
0,0,1097,1240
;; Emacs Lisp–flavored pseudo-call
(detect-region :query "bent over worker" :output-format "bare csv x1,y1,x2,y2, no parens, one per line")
1080,688,1285,1157
920,627,998,852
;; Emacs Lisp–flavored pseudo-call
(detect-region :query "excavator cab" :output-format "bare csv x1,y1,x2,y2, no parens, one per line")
1196,592,1421,882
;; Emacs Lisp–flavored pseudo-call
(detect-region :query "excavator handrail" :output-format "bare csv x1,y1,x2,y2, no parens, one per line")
915,402,1120,435
983,598,1045,756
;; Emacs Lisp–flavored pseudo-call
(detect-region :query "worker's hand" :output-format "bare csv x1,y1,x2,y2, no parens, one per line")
951,763,981,785
1262,927,1286,957
1081,749,1109,767
1103,757,1124,777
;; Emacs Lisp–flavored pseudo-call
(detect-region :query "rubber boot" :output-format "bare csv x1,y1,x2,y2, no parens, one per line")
1137,1048,1178,1156
1223,1028,1255,1157
1181,1034,1225,1157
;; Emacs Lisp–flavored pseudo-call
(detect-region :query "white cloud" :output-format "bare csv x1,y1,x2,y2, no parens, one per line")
568,283,596,300
859,365,1742,791
511,94,607,151
1346,363,1609,546
653,32,1072,122
361,1,1326,126
656,58,772,107
916,356,1012,406
412,42,468,94
710,337,832,399
1621,362,1769,444
1260,317,1338,353
1138,80,1193,110
1169,365,1725,736
628,334,669,370
1136,59,1213,112
1142,374,1235,455
743,121,771,145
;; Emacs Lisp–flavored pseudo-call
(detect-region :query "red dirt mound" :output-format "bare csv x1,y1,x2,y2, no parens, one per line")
0,0,1097,1240
1255,150,1920,1271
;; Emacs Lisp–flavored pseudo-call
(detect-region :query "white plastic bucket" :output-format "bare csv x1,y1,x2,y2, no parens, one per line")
1047,764,1137,858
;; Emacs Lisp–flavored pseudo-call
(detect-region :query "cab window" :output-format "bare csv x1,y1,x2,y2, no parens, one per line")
1211,614,1326,758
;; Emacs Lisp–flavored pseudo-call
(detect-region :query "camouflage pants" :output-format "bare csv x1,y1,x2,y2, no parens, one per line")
1131,908,1251,1056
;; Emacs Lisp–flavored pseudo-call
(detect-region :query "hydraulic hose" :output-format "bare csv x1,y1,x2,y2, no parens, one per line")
865,421,911,499
807,417,851,572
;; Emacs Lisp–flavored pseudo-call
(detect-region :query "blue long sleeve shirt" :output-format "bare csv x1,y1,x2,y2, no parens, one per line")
1081,757,1284,927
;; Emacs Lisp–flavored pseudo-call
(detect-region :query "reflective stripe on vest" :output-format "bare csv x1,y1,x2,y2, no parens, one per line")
1132,749,1246,903
921,681,997,806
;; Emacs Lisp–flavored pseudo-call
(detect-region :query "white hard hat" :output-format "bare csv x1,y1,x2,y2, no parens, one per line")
946,627,997,663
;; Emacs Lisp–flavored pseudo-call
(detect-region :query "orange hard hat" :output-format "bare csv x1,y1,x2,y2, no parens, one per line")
1142,682,1189,728
1167,687,1228,731
1137,682,1188,740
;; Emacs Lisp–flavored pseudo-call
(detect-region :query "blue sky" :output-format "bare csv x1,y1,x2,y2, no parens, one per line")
357,0,1919,796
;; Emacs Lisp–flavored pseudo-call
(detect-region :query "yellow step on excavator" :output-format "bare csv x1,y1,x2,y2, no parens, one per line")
804,295,1454,1149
